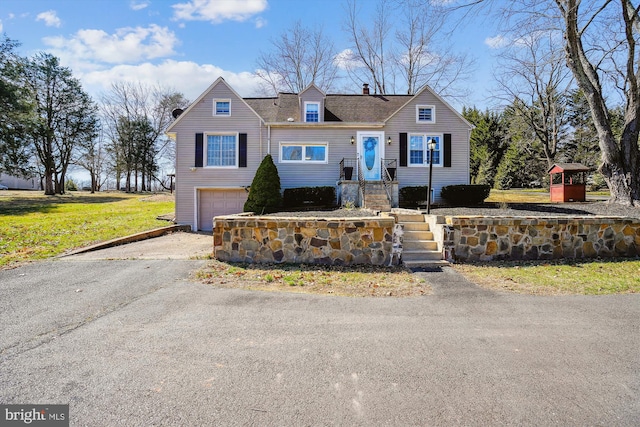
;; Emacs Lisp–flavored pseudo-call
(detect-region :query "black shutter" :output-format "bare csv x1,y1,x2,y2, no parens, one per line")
399,133,407,167
444,133,452,168
195,133,203,167
239,133,247,167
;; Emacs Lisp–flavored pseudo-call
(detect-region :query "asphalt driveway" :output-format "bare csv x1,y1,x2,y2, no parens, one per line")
0,234,638,426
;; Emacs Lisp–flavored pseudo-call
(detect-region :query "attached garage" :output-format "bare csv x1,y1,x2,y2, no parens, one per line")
197,188,248,231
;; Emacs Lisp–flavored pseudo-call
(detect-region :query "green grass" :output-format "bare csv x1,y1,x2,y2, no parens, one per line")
0,191,174,268
454,259,640,295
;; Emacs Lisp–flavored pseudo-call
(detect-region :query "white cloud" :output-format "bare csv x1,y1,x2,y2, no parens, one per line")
172,0,268,24
36,10,62,28
78,60,263,101
130,0,150,11
254,17,267,29
43,25,179,65
334,49,362,70
0,20,3,32
484,35,509,49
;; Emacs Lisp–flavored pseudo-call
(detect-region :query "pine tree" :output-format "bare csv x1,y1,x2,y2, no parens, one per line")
244,154,282,214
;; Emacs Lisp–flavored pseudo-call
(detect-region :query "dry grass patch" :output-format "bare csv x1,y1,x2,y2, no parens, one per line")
454,259,640,295
197,260,430,297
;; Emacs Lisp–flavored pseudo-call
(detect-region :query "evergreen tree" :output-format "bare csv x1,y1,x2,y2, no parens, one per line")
244,154,282,214
463,106,508,186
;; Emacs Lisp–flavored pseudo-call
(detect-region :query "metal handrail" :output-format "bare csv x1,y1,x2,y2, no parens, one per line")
380,158,396,206
357,155,365,207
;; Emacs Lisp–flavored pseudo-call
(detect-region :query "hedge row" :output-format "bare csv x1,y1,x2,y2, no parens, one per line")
440,184,491,205
282,186,337,210
399,184,491,208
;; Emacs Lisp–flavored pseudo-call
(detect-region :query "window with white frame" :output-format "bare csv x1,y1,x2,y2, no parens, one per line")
416,105,435,123
409,134,441,166
213,99,231,116
304,102,320,122
206,134,237,167
280,143,327,163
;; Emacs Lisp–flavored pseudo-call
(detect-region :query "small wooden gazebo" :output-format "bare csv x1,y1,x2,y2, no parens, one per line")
549,163,590,202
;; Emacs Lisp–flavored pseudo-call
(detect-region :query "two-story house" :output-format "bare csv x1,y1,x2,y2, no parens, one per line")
166,77,473,231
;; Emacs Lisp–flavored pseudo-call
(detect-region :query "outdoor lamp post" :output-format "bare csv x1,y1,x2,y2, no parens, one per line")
426,138,436,214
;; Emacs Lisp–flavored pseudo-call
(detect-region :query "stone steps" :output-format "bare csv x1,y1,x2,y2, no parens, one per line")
363,183,391,211
398,214,443,264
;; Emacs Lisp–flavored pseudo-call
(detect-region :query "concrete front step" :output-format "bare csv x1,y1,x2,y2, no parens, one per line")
396,214,426,223
403,222,431,232
403,259,451,268
402,249,443,261
403,239,438,251
404,230,434,240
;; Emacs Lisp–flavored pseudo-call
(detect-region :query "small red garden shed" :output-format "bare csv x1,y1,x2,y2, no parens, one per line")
549,163,590,202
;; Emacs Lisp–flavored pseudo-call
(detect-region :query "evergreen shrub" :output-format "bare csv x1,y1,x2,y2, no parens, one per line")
243,154,282,214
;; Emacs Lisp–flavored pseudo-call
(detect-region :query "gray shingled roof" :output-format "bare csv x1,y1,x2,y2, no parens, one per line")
548,163,591,173
244,93,412,123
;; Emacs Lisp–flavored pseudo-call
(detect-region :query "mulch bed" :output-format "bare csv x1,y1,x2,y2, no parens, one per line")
266,202,640,219
429,201,640,219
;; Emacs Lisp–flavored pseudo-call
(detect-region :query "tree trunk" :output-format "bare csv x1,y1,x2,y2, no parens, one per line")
561,0,640,206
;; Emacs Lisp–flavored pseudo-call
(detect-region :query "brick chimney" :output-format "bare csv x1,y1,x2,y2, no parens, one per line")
362,83,370,95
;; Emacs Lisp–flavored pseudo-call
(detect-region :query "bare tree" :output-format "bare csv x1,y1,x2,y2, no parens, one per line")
343,0,474,97
343,0,393,94
448,0,640,206
76,129,109,193
558,0,640,205
255,21,339,94
101,82,187,191
493,31,573,167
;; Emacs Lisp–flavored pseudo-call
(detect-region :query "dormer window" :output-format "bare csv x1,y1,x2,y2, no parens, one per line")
214,99,231,116
416,105,435,123
305,102,320,122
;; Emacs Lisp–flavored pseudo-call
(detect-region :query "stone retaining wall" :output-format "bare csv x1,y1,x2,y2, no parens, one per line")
213,215,400,266
442,216,640,262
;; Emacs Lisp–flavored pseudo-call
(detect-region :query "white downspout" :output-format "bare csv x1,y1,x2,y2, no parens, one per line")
267,125,271,155
259,119,263,158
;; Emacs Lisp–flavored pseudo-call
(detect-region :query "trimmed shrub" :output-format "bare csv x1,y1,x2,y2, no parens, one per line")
282,186,336,210
440,184,491,206
399,186,429,209
244,154,282,214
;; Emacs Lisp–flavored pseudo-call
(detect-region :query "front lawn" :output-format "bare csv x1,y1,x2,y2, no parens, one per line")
454,259,640,295
0,191,174,268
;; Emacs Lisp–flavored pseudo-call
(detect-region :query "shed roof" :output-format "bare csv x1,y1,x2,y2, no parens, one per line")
548,163,591,174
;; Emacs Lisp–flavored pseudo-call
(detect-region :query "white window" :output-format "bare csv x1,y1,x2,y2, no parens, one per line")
206,134,237,167
304,102,320,122
214,99,231,116
280,143,327,163
408,134,442,166
416,105,435,123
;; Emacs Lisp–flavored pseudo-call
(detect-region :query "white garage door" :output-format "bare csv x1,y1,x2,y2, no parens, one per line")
198,189,248,231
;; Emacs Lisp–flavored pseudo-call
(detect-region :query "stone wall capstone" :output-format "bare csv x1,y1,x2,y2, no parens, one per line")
442,216,640,262
213,215,399,266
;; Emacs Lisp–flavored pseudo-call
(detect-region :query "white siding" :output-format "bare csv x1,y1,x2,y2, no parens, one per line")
270,127,367,189
171,80,264,228
385,91,471,203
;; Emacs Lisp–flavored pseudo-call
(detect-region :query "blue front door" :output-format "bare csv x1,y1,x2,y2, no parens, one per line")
358,132,384,180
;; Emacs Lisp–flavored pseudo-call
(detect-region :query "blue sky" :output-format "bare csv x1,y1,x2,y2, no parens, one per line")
0,0,502,110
